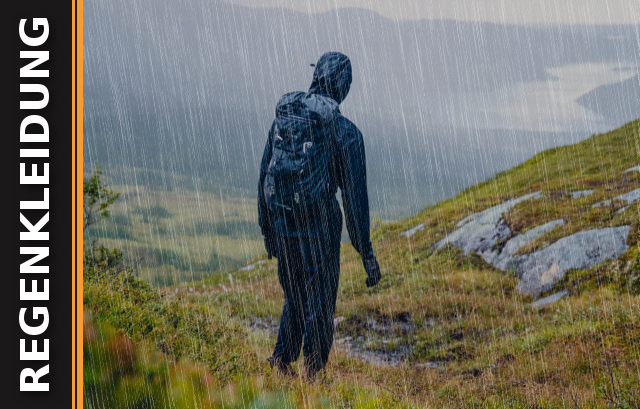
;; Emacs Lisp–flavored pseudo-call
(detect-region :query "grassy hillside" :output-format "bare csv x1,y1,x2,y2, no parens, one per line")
85,166,263,285
84,120,640,408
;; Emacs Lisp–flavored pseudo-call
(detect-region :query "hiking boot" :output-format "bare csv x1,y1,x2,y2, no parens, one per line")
267,356,297,377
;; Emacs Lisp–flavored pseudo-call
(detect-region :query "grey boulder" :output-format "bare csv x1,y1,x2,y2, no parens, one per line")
570,190,593,199
485,219,565,271
515,226,630,296
436,191,543,255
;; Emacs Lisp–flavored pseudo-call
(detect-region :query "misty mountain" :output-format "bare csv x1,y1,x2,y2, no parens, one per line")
84,0,638,218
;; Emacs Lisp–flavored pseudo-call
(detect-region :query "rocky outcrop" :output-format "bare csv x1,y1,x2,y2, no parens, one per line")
483,219,565,271
593,188,640,208
400,223,424,238
436,192,631,297
614,188,640,205
435,191,543,254
239,260,266,271
528,290,568,308
515,226,630,296
571,190,593,199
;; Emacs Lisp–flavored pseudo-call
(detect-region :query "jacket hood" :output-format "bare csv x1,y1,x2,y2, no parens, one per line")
308,52,352,105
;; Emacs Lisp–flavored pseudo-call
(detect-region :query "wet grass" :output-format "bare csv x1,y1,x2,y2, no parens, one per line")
86,243,640,407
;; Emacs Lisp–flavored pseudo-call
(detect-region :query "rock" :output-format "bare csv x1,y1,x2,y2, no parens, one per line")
239,260,266,271
436,192,543,254
592,200,611,208
487,219,564,271
400,223,424,238
432,191,631,298
624,165,640,173
398,322,413,333
570,190,593,199
366,319,392,331
528,290,568,308
456,213,479,228
333,316,345,327
516,226,631,296
336,342,406,367
417,362,438,369
250,317,278,334
437,217,510,255
615,188,640,205
592,188,640,208
504,219,564,256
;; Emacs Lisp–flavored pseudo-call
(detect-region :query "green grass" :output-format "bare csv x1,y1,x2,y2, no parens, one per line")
84,173,263,285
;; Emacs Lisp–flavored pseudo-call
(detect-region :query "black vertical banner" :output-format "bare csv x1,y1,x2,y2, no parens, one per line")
0,2,74,408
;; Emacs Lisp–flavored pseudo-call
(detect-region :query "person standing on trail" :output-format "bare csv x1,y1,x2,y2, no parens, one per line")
258,51,381,378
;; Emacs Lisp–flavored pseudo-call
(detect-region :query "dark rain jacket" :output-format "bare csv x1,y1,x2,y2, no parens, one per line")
258,52,374,259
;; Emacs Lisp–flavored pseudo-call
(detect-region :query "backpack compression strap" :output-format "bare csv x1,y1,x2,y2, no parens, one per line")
276,112,317,125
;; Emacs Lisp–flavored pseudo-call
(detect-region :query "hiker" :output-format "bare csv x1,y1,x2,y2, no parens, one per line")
258,51,381,379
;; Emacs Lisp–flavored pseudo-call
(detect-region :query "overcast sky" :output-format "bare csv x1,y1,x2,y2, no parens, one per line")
225,0,639,25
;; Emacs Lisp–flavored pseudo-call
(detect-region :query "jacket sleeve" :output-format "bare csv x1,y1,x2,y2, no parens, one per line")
258,122,275,239
335,123,374,259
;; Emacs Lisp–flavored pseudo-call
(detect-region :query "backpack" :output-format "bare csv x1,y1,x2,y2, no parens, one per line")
263,91,338,213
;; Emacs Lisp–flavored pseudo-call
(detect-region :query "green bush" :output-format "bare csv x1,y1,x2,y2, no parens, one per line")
83,164,120,231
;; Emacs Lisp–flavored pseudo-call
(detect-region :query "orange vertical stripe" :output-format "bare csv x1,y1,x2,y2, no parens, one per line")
74,0,84,407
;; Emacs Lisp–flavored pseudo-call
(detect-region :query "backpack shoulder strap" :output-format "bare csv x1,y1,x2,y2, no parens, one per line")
269,124,280,164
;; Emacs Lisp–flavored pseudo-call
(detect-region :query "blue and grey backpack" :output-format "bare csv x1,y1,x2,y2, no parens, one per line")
263,91,338,213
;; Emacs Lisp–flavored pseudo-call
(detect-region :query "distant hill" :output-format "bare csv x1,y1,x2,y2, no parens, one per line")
577,75,640,128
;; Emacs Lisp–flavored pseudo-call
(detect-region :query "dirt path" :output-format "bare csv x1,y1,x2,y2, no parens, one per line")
248,316,414,368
